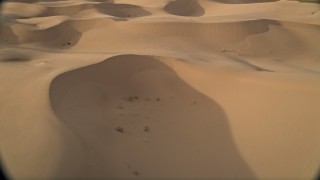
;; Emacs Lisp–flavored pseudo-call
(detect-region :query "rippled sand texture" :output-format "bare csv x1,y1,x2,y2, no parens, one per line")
1,0,320,179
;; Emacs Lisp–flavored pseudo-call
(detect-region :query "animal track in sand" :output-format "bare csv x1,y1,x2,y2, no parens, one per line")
115,126,124,133
133,171,139,176
144,126,150,132
117,105,124,110
123,96,163,103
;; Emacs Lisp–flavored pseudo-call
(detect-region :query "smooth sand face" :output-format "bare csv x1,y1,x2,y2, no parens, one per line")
1,0,320,179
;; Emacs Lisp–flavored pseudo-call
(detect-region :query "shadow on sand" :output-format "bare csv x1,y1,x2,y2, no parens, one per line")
49,54,256,178
0,159,8,180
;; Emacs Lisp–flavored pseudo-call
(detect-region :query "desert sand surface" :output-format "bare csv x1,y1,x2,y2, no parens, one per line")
1,0,320,179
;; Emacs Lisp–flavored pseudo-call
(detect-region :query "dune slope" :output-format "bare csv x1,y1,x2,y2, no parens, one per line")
50,55,255,178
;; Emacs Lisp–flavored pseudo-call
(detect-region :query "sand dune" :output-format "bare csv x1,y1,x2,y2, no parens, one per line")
164,0,205,17
1,0,320,179
6,17,319,58
116,20,278,43
43,4,96,17
1,2,47,18
50,55,255,178
3,20,82,48
211,0,279,3
95,3,151,18
7,19,276,46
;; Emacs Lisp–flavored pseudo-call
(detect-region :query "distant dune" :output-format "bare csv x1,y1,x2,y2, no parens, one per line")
164,0,205,17
0,0,320,179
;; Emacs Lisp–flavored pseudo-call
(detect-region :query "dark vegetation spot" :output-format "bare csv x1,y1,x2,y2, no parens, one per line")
156,98,161,102
221,49,228,52
144,126,150,132
123,96,140,102
133,171,139,176
127,97,134,102
191,101,197,105
117,105,124,109
116,126,124,133
62,42,71,46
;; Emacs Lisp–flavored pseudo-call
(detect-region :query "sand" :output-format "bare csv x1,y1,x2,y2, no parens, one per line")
0,0,320,179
